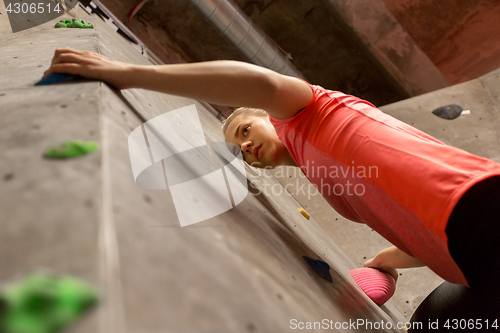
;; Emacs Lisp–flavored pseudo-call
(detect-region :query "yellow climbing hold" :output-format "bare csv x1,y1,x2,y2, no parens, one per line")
297,207,310,220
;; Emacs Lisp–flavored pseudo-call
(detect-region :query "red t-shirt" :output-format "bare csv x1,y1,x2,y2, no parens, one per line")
269,83,500,286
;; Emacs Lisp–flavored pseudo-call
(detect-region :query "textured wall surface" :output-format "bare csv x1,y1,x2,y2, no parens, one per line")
382,0,500,84
0,15,407,332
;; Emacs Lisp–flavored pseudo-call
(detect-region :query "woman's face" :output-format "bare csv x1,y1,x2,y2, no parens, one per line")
224,115,290,169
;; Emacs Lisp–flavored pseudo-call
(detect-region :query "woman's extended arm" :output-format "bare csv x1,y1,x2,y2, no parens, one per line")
43,48,312,119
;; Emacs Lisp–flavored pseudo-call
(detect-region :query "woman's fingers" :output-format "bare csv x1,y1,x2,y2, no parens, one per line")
53,48,86,58
43,48,132,89
51,53,90,66
54,47,82,54
42,63,82,79
363,259,374,267
381,267,398,281
51,48,77,65
364,258,398,282
45,49,99,79
51,48,96,65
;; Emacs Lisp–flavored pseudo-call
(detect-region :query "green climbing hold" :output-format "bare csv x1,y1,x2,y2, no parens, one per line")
68,18,93,29
68,18,84,28
54,18,93,29
54,18,70,28
0,271,100,333
44,140,100,159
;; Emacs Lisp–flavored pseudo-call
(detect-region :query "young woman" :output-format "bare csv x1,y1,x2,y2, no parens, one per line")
44,48,500,330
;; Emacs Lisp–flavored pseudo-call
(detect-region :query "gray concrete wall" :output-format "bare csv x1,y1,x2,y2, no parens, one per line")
0,14,406,332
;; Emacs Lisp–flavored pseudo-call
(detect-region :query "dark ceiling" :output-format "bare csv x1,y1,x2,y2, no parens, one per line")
100,0,411,107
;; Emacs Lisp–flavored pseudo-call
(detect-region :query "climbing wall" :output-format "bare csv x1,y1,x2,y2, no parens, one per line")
380,69,500,162
0,14,407,333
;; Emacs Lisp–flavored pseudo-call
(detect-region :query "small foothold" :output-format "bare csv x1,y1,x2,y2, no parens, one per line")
297,207,310,219
432,104,463,120
35,73,86,86
44,140,100,159
349,267,396,306
303,256,332,282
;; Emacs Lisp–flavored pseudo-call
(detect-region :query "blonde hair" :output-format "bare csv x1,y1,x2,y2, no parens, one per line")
221,107,269,137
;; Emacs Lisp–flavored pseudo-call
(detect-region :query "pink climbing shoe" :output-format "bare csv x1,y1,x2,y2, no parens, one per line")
349,267,396,306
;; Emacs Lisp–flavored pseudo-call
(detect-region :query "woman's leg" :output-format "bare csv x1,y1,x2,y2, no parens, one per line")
446,175,500,288
409,282,500,332
410,176,500,332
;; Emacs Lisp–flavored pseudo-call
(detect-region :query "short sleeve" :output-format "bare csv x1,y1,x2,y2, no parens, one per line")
269,82,320,125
